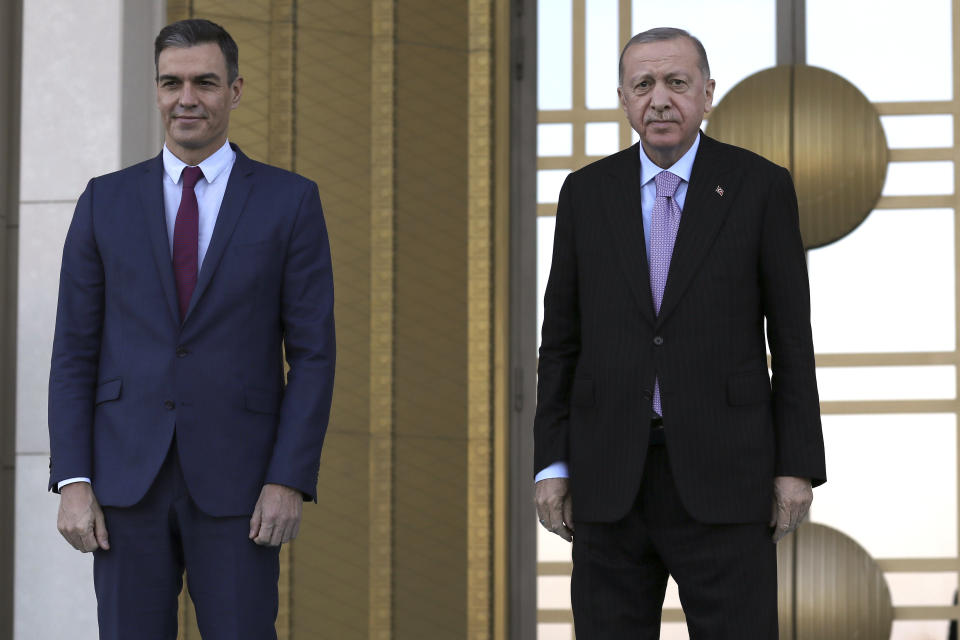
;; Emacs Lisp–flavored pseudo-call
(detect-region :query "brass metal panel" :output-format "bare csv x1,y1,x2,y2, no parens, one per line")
492,0,513,636
874,101,954,115
787,523,893,640
777,531,795,640
468,0,494,636
169,1,506,636
707,65,888,250
267,0,295,171
294,1,375,638
392,434,470,635
791,65,888,250
704,66,793,172
167,0,190,22
393,0,472,633
189,0,270,22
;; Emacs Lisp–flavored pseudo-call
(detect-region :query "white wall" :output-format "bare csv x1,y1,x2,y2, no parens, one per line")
13,0,164,637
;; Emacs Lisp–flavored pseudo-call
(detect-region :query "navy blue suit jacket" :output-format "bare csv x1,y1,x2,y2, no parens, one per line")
48,146,336,517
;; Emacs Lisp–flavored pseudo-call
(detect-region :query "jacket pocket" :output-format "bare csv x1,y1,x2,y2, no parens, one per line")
95,378,122,405
244,388,281,415
570,378,595,408
726,370,770,406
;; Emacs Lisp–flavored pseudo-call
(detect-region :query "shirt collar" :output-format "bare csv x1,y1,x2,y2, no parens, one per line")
639,132,701,188
162,140,235,185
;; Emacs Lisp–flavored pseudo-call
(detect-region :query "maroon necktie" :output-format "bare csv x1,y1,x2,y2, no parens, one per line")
172,166,204,321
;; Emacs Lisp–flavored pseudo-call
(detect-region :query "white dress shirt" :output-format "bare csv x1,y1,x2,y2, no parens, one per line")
57,140,237,491
535,134,702,483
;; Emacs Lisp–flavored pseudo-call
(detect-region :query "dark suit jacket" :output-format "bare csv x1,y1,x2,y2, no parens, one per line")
48,145,336,517
534,134,825,524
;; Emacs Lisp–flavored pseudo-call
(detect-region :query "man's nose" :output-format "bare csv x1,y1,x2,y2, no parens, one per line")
179,84,198,106
649,82,670,110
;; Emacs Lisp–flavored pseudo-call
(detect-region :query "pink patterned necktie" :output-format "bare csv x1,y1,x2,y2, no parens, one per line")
172,166,204,321
649,170,682,416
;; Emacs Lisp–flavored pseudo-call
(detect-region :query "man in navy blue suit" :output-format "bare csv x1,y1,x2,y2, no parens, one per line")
48,19,335,639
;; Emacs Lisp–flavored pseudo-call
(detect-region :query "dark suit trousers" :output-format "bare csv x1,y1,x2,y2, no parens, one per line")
93,438,280,640
571,437,778,639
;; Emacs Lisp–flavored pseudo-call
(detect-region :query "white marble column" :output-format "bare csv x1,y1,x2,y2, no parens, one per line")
15,2,122,638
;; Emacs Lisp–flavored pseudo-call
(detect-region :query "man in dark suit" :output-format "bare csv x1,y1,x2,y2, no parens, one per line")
49,19,335,640
534,28,825,638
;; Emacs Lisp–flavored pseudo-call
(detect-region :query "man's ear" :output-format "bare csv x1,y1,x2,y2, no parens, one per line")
230,76,244,110
703,78,716,115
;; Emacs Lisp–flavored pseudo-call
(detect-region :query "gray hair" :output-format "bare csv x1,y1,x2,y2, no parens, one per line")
618,27,710,86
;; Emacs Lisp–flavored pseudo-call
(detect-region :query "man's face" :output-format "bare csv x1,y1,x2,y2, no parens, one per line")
618,37,715,167
156,42,242,163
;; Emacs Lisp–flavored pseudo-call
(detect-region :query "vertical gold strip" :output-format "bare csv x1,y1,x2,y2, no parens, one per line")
492,1,511,638
268,0,295,170
167,0,190,22
617,0,632,151
468,0,494,638
370,1,395,638
571,0,586,167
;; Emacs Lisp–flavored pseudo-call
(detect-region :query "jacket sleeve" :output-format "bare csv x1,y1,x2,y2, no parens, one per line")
533,175,581,477
48,180,105,491
760,166,826,486
264,181,336,501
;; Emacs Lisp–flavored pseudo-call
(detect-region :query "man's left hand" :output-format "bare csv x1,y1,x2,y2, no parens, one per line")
249,483,303,547
770,476,812,543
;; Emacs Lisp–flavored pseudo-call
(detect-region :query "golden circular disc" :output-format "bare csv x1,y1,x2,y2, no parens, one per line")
706,65,888,249
777,523,893,639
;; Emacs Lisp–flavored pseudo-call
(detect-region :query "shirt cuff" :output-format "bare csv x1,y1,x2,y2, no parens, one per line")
57,477,91,490
535,461,569,482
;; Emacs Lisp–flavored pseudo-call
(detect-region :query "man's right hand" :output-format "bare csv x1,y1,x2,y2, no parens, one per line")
58,483,110,553
535,477,574,542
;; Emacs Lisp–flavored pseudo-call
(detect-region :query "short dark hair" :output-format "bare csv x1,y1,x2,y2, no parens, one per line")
154,19,240,84
618,27,710,86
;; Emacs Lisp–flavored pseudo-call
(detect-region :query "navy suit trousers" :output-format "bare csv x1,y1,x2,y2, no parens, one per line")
93,438,280,640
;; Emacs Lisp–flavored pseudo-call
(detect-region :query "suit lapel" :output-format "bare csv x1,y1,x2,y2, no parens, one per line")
183,144,255,323
657,135,740,324
600,144,656,325
139,153,181,327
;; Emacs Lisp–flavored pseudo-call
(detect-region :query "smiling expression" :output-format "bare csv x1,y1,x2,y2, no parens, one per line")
618,37,715,168
156,42,243,166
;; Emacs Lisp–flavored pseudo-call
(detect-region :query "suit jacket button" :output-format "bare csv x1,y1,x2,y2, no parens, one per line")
164,400,175,410
176,346,189,358
653,336,664,346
